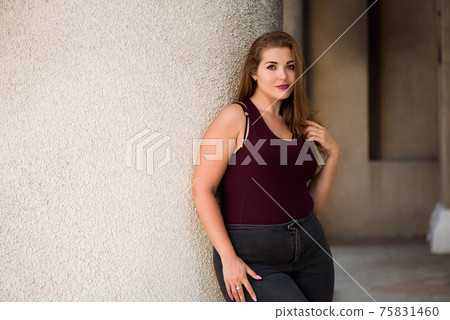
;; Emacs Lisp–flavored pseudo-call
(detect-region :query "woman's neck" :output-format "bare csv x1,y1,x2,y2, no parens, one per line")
249,93,283,117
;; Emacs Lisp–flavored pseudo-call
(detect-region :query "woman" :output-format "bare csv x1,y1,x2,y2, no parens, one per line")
192,30,340,302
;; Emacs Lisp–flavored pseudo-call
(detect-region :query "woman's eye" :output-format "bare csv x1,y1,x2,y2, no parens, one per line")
267,65,294,70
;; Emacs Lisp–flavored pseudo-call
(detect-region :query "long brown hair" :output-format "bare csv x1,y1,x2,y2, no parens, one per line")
234,30,328,160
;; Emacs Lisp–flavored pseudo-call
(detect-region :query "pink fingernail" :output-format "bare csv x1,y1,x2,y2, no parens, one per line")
257,275,262,279
230,296,234,301
252,296,257,302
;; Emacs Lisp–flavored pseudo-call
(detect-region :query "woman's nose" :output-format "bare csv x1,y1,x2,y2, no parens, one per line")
278,69,288,80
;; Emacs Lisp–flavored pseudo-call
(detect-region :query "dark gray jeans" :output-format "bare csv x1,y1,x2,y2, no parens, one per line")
213,212,335,302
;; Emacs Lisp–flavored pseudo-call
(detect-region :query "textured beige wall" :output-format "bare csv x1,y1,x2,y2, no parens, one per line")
0,0,282,301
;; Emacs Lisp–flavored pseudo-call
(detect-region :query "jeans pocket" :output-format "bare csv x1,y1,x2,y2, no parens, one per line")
226,228,296,264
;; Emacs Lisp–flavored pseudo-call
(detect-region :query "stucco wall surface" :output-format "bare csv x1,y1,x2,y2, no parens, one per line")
0,0,282,301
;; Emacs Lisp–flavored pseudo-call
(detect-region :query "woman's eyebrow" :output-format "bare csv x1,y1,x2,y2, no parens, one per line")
264,60,294,64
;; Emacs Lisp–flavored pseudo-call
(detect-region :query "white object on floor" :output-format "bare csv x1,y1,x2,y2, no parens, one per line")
427,203,450,254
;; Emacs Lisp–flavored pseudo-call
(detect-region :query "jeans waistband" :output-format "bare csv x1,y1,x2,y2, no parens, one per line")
225,212,315,231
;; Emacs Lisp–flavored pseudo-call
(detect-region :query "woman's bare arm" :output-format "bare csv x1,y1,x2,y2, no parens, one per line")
191,103,261,302
303,120,340,216
192,103,241,260
308,153,339,215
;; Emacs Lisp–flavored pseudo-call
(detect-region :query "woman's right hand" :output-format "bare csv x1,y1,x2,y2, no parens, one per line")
221,255,262,302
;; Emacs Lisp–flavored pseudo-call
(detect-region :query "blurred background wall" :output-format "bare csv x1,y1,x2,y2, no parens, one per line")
284,0,450,249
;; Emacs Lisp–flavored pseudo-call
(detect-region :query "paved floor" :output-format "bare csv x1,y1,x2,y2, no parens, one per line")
329,239,450,302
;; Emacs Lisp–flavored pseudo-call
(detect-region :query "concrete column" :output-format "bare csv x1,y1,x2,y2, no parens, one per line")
304,0,370,238
428,0,450,253
301,1,440,241
283,0,304,45
0,0,282,301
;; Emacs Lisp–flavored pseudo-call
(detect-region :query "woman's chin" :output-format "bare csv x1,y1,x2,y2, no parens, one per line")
271,92,292,100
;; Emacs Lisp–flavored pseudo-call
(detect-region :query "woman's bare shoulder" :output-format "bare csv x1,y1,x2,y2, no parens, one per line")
206,103,245,136
217,102,245,122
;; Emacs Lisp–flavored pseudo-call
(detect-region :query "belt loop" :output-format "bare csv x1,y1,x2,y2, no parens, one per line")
287,220,297,231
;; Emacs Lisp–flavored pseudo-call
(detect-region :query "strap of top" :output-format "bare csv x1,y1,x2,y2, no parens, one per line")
233,101,249,141
233,101,294,140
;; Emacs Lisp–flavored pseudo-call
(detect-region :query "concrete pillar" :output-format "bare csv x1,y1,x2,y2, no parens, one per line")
0,1,282,301
304,0,371,239
428,0,450,253
283,0,304,45
301,0,440,241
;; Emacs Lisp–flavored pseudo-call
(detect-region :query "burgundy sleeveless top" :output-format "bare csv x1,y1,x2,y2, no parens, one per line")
218,98,318,225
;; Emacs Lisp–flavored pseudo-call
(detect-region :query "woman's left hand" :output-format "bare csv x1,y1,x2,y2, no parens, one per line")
304,120,340,157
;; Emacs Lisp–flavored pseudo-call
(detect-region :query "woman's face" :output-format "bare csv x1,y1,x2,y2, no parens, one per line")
252,46,295,101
